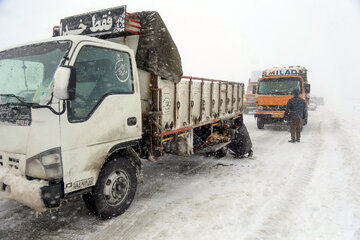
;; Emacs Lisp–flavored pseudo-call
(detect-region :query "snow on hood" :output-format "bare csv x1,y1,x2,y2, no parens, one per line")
0,123,30,154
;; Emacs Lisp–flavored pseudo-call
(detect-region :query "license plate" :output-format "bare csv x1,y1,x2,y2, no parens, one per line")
273,113,284,118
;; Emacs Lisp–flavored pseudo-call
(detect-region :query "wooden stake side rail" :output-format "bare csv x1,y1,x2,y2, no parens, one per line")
147,75,243,157
151,76,243,138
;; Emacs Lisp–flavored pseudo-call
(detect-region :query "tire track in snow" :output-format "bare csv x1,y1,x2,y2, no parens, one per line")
241,120,323,240
326,112,360,239
86,157,218,240
242,108,360,239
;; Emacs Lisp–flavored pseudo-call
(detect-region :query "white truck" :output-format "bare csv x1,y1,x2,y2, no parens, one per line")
0,6,244,218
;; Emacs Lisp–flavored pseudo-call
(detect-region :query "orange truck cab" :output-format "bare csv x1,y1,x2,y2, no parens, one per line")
254,66,310,129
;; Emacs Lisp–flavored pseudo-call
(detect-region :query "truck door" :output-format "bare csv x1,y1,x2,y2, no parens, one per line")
60,43,142,193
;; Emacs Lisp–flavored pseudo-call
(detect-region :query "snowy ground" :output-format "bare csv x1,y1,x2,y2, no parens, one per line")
1,99,360,240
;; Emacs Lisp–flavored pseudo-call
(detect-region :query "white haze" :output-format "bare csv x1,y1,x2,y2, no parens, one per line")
0,0,359,101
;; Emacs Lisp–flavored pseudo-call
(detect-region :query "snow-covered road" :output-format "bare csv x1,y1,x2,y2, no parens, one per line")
1,102,360,240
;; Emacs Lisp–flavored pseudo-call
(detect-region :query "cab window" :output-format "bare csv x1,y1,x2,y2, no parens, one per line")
68,45,133,122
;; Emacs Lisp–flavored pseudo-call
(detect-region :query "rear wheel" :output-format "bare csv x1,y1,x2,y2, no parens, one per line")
257,118,265,129
83,157,137,219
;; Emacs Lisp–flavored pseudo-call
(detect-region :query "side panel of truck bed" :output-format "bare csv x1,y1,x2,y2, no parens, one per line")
139,71,244,135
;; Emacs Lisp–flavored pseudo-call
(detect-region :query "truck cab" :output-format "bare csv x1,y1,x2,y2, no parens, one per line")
244,81,257,114
0,35,142,215
254,66,310,129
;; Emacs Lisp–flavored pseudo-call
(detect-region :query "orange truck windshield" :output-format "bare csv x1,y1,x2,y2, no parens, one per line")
258,77,302,95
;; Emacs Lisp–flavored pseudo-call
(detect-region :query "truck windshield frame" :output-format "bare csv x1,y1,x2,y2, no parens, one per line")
0,40,72,105
258,77,302,95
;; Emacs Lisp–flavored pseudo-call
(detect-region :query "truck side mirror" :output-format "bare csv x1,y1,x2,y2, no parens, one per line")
305,84,311,94
252,86,256,94
54,66,76,100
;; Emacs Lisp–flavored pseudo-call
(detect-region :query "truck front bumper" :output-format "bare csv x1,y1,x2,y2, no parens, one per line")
244,105,256,111
255,113,285,123
0,167,62,211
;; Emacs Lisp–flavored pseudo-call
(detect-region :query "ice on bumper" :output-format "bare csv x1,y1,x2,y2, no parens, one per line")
0,167,47,212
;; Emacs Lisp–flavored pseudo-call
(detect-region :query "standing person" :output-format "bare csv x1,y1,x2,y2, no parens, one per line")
284,89,308,143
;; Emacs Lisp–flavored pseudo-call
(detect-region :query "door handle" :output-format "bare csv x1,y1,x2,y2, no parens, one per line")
127,117,137,126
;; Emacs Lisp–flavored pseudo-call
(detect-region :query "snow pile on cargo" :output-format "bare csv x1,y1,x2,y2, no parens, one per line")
0,167,47,212
134,11,183,83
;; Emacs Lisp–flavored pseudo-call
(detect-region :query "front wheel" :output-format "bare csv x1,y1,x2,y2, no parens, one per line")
83,157,137,219
257,118,265,129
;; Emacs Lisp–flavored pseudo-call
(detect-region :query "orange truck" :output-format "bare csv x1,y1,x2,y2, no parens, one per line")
244,71,261,114
254,66,310,129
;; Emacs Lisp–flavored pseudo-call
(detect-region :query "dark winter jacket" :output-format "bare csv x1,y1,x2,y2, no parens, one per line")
284,96,307,119
229,124,252,155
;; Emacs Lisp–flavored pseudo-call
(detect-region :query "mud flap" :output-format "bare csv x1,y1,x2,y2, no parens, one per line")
41,182,63,208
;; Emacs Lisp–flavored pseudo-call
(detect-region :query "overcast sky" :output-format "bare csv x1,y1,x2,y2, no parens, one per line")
0,0,359,100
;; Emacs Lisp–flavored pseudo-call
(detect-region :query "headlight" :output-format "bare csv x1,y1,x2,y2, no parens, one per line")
26,147,62,180
258,105,264,111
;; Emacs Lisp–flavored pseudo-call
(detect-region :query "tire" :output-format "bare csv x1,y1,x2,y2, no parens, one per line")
83,157,137,219
215,147,227,158
257,118,264,129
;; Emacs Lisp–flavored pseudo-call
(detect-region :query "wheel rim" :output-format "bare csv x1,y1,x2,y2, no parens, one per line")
103,170,130,206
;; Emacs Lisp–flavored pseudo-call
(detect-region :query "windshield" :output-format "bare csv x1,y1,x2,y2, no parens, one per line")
0,40,71,104
258,77,302,95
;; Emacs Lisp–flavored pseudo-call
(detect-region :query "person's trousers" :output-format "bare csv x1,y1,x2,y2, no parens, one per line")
289,118,303,141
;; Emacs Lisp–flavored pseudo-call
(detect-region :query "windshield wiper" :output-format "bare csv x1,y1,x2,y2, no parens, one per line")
0,94,28,104
0,93,65,115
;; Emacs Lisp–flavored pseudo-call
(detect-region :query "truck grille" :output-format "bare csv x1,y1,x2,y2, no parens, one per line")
259,105,286,111
0,152,24,174
8,157,20,170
